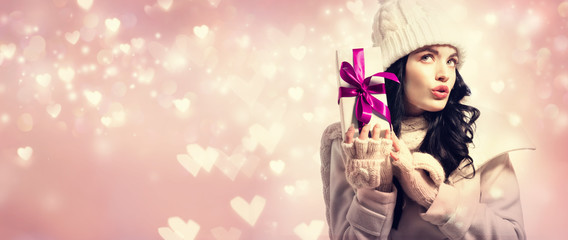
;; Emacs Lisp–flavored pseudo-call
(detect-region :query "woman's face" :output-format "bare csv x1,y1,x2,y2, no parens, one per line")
403,45,459,116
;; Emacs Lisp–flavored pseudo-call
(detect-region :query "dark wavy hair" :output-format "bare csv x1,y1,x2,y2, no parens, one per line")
384,55,480,178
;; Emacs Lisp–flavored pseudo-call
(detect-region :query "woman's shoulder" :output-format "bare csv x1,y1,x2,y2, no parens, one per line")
469,105,536,168
321,122,343,143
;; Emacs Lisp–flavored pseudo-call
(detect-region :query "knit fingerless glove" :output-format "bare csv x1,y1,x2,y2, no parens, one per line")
341,137,393,192
391,140,445,208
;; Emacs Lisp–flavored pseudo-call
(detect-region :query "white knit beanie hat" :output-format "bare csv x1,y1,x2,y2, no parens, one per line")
372,0,466,70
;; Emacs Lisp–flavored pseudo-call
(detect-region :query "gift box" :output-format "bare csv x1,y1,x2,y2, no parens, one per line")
336,47,399,138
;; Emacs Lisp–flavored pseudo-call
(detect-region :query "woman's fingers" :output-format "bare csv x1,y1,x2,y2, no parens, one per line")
371,124,381,140
391,133,400,152
344,124,355,143
345,124,355,143
358,124,370,140
390,151,399,161
387,130,400,161
346,124,394,143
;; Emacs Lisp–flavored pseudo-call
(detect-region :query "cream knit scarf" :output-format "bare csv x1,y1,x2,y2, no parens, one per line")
399,116,428,153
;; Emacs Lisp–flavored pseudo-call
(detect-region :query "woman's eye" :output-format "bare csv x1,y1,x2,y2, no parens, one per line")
447,58,458,66
420,54,433,62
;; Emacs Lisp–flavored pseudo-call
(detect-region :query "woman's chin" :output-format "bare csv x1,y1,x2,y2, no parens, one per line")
423,104,447,113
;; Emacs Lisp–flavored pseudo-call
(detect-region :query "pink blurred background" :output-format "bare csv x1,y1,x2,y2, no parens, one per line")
0,0,567,239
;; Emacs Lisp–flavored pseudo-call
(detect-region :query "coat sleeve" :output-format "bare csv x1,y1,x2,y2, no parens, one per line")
329,138,398,240
420,153,526,239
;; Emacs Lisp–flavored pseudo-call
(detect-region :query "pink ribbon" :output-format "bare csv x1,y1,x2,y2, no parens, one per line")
338,48,400,131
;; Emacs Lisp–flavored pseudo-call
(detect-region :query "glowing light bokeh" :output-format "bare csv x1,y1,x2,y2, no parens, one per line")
0,0,567,239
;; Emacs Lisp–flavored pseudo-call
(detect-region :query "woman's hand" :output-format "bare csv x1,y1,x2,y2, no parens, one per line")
390,134,445,208
342,123,393,192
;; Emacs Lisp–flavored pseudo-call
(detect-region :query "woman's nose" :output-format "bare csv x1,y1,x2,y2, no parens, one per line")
436,64,449,82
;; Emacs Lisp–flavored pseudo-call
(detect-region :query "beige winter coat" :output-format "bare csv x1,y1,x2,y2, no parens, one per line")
320,109,535,239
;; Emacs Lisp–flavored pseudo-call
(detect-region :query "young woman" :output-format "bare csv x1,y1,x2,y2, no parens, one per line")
320,0,534,239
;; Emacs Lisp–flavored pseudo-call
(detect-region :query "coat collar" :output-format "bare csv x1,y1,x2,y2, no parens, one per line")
448,105,536,183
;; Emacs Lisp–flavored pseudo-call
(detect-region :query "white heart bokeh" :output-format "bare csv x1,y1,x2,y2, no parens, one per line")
158,217,200,240
17,146,33,161
247,123,285,154
293,220,325,240
230,195,266,226
210,227,241,240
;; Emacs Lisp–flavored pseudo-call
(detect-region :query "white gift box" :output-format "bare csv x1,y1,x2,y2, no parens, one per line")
336,47,392,138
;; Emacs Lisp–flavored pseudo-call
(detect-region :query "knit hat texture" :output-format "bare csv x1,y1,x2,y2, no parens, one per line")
372,0,465,69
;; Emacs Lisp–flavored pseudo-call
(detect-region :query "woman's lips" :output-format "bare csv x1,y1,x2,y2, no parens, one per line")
431,85,449,99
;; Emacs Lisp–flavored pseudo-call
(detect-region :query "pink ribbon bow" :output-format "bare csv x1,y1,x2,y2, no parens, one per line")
338,48,400,132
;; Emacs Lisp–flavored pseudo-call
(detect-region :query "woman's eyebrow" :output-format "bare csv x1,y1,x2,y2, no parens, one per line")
415,47,459,58
414,47,438,55
413,47,440,56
